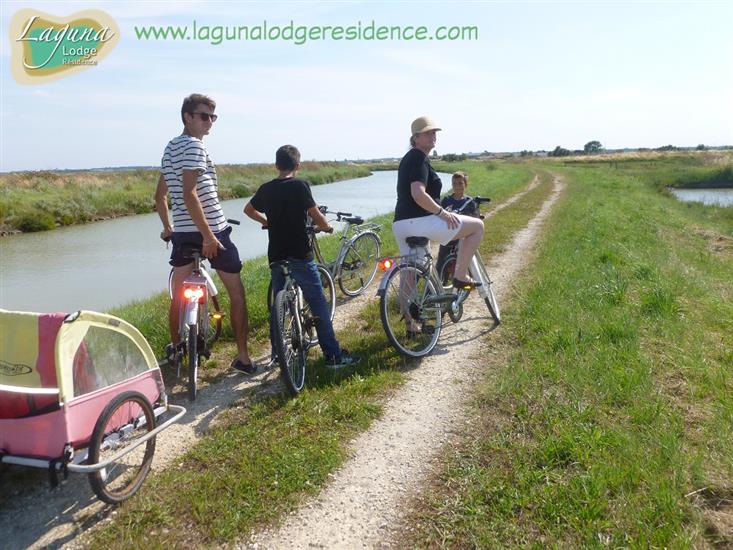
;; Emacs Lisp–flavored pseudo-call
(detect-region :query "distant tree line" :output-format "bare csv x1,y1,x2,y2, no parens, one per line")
547,141,604,157
441,153,467,162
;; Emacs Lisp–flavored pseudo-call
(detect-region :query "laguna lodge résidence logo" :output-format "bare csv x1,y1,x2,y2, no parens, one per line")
9,9,120,84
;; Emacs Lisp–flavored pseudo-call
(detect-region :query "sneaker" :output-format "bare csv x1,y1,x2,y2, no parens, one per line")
231,358,257,375
325,349,361,370
164,342,182,363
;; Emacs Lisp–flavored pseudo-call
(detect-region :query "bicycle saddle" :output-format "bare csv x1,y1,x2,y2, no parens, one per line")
269,260,290,274
406,236,429,248
180,243,203,259
343,216,363,225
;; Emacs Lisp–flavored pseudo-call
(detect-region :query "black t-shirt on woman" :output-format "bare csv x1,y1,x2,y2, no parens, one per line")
249,177,316,262
393,148,443,222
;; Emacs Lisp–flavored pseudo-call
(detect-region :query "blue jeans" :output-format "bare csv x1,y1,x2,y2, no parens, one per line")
269,258,341,360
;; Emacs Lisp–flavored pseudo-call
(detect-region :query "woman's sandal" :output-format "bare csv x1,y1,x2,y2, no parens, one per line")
406,325,436,339
453,278,481,290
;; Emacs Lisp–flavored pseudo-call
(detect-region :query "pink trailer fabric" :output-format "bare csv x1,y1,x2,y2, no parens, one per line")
0,313,65,419
1,309,164,460
0,371,161,458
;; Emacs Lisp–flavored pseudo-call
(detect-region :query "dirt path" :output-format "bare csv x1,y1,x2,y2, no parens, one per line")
243,175,565,549
0,175,550,550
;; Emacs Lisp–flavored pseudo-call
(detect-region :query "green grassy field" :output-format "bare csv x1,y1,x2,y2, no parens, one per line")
88,161,543,549
44,152,731,548
0,162,370,233
402,155,733,548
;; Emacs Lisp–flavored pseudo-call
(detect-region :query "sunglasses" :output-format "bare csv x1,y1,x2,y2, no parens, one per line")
191,112,218,122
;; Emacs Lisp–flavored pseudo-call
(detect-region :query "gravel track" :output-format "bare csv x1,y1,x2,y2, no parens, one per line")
0,175,555,549
244,175,564,549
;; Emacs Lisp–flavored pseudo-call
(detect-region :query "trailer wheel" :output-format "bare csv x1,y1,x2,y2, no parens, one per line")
88,391,156,504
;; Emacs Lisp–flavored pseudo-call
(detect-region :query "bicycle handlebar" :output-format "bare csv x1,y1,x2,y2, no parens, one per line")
307,225,334,234
446,196,492,217
316,204,357,221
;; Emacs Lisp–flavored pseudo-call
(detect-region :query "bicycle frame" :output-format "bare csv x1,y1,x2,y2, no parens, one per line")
378,238,484,316
377,244,456,306
310,214,381,280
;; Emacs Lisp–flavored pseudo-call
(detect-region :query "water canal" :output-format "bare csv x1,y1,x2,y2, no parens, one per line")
670,187,733,207
1,171,452,312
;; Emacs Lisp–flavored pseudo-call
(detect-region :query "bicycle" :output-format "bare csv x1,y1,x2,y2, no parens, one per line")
270,259,336,395
377,209,501,359
266,226,337,327
165,220,239,400
310,206,382,297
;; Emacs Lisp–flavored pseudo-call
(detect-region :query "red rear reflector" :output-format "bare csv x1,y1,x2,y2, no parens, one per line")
183,287,204,300
378,258,393,271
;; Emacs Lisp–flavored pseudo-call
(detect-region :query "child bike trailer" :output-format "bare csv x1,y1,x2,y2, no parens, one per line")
0,309,185,504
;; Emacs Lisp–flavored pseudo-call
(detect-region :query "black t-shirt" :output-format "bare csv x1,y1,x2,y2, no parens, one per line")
394,148,442,222
249,177,316,262
441,194,478,217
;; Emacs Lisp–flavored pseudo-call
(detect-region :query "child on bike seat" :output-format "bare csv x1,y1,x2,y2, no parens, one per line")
243,145,360,369
436,172,478,282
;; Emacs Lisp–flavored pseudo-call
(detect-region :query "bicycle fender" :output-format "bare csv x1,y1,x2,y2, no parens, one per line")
376,263,399,295
200,268,218,297
185,301,199,326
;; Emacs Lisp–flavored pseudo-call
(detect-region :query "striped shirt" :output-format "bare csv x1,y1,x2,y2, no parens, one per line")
161,134,228,233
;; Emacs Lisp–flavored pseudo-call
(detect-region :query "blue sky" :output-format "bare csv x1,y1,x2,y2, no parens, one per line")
1,1,731,171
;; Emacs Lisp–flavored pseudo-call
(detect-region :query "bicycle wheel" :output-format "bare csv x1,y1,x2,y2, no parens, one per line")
379,264,442,358
338,232,381,296
471,253,501,325
301,266,336,347
267,278,275,312
438,253,457,292
88,391,156,504
187,323,199,400
274,289,307,395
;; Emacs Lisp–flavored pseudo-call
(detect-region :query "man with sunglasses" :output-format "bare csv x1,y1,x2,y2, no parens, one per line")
155,93,255,375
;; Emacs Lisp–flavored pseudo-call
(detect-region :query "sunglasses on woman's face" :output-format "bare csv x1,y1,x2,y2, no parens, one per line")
191,112,218,122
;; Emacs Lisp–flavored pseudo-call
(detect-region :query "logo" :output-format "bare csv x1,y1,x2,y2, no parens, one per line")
9,9,120,85
0,359,32,377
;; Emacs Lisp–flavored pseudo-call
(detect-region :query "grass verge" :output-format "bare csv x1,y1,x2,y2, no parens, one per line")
0,162,370,233
401,158,733,547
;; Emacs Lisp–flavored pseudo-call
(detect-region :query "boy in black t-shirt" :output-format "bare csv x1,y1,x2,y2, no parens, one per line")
244,145,360,369
437,172,477,283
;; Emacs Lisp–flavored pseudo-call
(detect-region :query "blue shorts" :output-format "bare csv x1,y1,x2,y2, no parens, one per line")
169,226,242,273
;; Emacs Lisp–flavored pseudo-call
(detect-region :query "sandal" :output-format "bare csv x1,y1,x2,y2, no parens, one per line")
406,325,436,339
453,278,481,290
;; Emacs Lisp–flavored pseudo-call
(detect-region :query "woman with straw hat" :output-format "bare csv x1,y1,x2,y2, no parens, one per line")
392,116,485,290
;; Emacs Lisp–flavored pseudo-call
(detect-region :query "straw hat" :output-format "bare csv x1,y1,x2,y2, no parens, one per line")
411,116,442,135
